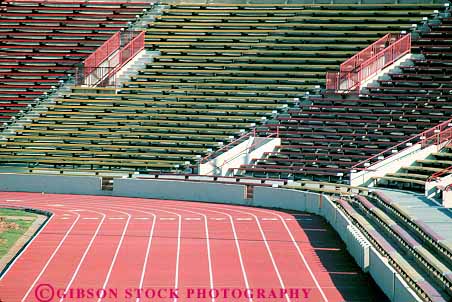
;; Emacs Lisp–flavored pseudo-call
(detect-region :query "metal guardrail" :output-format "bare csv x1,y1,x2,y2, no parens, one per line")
351,118,452,172
75,31,145,87
326,33,411,92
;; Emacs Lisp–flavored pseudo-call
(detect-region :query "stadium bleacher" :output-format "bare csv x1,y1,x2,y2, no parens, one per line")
337,193,452,302
0,2,451,302
374,144,452,192
0,2,445,175
238,8,452,183
0,0,154,129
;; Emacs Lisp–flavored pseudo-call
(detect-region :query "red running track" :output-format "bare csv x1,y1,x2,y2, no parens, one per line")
0,192,385,302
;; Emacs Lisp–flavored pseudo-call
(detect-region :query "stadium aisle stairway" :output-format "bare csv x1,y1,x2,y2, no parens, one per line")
373,145,452,192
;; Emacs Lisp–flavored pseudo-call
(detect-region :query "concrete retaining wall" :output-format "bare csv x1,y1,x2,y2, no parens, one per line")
0,173,422,302
0,174,103,195
114,178,247,204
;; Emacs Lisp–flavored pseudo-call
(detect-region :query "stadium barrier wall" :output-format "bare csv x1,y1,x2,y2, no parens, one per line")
163,0,447,4
0,174,422,302
0,174,104,195
113,178,248,204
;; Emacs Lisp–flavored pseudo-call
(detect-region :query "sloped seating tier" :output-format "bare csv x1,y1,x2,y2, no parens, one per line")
0,3,443,175
374,146,452,192
237,8,452,183
144,3,440,90
0,87,292,173
0,0,154,128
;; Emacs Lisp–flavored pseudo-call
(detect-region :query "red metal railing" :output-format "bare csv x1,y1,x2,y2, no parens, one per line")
351,118,452,172
428,165,452,182
109,31,145,70
326,33,411,92
84,31,120,76
77,31,145,87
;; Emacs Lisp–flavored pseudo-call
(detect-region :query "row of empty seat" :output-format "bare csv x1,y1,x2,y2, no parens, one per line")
0,2,446,174
338,192,452,302
0,0,154,129
374,145,452,192
239,8,452,183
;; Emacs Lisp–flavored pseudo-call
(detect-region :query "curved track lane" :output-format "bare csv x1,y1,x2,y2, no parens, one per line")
0,192,385,302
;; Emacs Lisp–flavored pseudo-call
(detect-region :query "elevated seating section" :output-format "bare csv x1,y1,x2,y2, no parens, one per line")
238,7,451,183
0,3,444,175
143,3,440,91
0,0,154,128
0,86,290,174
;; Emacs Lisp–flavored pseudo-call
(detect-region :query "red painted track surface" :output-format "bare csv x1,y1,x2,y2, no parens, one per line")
0,192,385,302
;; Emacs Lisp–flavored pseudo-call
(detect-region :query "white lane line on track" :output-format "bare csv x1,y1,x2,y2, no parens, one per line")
108,217,125,220
261,218,278,221
252,210,328,302
160,217,176,221
236,218,252,221
280,219,328,302
203,216,215,302
47,204,64,207
60,211,106,302
135,217,150,220
136,214,157,302
82,217,99,220
61,217,71,220
227,214,253,302
254,218,291,302
97,212,132,302
174,214,182,302
174,210,214,302
163,205,252,302
6,199,22,202
229,210,291,302
21,212,81,302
